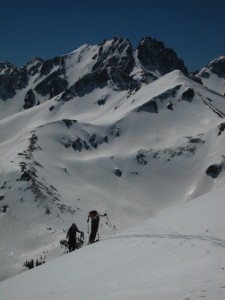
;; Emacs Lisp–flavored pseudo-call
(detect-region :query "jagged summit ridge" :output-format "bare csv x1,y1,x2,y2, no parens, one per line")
196,56,225,77
0,36,189,111
194,55,225,96
1,36,224,111
3,35,224,115
137,37,188,75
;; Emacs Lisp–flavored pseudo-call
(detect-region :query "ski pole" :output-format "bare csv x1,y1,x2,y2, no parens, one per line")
106,215,117,233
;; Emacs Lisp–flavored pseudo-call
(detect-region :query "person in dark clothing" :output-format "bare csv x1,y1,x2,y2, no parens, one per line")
66,223,84,252
87,210,107,244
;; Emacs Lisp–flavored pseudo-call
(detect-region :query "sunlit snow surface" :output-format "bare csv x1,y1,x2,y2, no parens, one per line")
1,69,225,280
195,56,225,96
0,42,225,296
0,186,225,300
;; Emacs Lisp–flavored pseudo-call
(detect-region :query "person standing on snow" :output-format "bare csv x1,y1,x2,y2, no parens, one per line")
66,223,84,252
87,210,107,244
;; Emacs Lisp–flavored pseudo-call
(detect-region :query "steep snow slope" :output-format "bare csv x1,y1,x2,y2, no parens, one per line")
195,56,225,96
1,69,225,281
0,185,224,300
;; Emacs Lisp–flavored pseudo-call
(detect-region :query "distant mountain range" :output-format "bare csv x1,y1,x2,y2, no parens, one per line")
0,36,225,281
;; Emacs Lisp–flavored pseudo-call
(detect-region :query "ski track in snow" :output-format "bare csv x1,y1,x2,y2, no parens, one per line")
104,233,225,248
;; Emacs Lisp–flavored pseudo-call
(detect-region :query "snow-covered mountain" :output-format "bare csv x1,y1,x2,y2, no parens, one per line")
194,56,225,96
0,36,225,283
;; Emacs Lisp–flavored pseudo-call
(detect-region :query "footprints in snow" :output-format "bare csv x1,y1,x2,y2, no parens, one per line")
106,233,225,248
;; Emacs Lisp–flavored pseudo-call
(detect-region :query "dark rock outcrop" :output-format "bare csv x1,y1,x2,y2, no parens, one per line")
92,37,135,75
137,37,188,76
23,89,36,109
61,68,110,101
218,123,225,136
72,138,83,151
136,151,148,165
206,164,222,178
167,101,173,111
0,64,29,100
40,56,65,77
35,70,68,98
109,67,139,91
114,169,122,177
0,61,16,74
137,99,158,113
20,171,33,181
62,119,77,129
0,74,16,100
210,57,225,78
66,133,108,152
25,57,43,76
182,88,195,102
76,68,109,96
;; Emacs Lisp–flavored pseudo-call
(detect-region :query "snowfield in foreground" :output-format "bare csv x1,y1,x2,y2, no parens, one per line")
1,68,225,281
1,185,225,300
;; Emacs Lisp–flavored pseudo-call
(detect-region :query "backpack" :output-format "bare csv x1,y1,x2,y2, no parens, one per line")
89,210,100,224
89,210,98,218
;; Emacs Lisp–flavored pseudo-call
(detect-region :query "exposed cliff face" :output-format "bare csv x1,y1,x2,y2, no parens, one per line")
137,37,188,76
92,37,135,74
0,63,29,100
210,56,225,78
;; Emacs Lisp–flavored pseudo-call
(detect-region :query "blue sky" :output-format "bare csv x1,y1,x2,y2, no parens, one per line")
1,0,224,71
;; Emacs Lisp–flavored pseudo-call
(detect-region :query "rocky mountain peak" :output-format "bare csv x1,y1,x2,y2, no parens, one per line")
137,37,188,76
59,37,138,100
0,61,17,75
92,36,134,74
0,62,29,101
208,56,225,78
193,55,225,96
0,36,213,108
